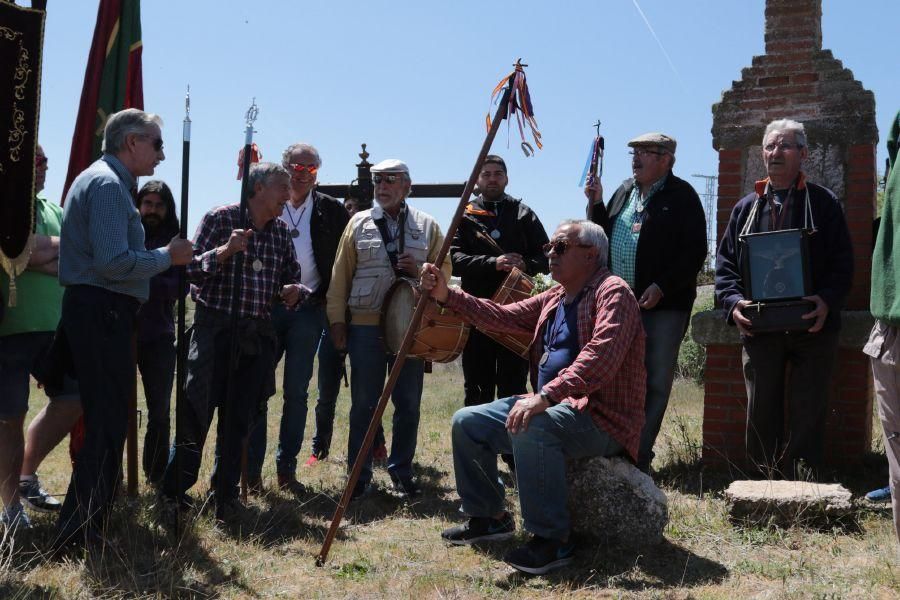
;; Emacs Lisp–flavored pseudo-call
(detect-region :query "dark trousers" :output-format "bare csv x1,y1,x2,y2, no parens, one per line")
461,329,529,407
161,310,275,501
56,286,138,545
137,335,176,484
742,329,840,475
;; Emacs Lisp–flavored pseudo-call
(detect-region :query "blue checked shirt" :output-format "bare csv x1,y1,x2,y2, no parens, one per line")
609,175,667,289
59,155,171,301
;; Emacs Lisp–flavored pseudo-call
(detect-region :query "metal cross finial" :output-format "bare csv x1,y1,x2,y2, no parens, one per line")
514,58,528,69
593,120,601,137
245,98,259,127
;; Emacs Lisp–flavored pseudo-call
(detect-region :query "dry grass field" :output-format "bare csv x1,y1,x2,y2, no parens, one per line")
1,357,899,599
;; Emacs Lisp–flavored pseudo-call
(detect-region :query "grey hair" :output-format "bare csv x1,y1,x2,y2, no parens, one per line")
103,108,163,154
282,143,322,168
763,119,807,147
248,162,289,192
559,219,609,266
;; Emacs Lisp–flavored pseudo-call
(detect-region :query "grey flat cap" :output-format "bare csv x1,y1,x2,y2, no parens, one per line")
371,159,410,174
627,133,677,153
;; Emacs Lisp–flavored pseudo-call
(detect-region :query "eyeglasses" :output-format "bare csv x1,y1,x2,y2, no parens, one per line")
763,142,803,152
138,134,164,152
629,149,667,158
35,155,47,167
542,239,593,257
373,174,404,184
288,163,318,175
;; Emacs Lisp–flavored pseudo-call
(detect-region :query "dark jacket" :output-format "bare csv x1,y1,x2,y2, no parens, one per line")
309,190,350,299
590,172,707,311
714,177,853,331
451,194,549,298
137,233,185,343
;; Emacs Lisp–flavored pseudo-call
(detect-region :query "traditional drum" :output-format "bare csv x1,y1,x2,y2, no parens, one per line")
380,278,470,363
482,267,535,358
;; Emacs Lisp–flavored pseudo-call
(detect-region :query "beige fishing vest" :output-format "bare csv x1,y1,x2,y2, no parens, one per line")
348,204,434,313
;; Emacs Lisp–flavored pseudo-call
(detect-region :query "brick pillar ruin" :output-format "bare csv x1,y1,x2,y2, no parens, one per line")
692,0,878,469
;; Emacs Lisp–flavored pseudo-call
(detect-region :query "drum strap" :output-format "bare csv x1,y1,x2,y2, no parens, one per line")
374,208,406,268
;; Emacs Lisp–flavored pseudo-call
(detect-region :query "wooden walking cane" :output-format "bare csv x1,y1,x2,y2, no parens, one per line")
316,59,540,566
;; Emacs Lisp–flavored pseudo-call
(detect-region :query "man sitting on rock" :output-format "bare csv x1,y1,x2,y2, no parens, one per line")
421,219,646,575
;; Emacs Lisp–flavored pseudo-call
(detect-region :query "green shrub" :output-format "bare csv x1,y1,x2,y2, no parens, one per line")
677,292,714,383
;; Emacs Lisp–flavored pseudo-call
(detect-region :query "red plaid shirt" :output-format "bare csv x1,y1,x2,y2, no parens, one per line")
187,204,301,319
445,267,646,461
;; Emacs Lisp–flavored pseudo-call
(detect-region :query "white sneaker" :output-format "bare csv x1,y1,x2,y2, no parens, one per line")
19,474,62,512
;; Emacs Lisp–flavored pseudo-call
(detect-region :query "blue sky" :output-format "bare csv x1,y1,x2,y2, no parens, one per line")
35,0,899,237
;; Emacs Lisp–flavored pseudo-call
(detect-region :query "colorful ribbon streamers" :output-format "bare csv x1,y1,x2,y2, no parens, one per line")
486,60,543,157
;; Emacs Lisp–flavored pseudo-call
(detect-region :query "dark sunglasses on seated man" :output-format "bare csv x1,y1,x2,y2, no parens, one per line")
542,239,593,257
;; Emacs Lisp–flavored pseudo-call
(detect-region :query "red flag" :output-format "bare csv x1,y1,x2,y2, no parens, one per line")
61,0,143,204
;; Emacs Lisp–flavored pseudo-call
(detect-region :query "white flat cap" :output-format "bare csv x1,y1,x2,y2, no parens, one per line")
370,159,410,175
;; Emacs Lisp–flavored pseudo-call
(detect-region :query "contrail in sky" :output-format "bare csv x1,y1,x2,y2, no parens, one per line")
631,0,688,91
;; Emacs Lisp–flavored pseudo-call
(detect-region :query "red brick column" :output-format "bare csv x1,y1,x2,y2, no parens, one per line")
702,345,748,466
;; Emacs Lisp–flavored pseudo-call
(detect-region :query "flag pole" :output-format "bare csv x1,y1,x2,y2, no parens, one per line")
315,60,536,566
174,86,191,537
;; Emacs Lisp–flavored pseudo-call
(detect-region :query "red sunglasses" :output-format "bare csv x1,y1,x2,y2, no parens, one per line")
288,163,318,175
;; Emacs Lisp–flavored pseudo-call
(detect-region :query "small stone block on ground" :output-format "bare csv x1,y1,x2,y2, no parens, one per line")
566,456,668,547
724,480,853,526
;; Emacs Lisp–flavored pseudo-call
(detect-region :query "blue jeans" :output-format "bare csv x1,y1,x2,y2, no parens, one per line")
137,335,176,483
247,302,343,477
637,309,690,471
347,324,423,484
451,396,622,541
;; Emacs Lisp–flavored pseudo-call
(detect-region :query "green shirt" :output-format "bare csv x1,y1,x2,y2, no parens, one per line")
609,175,667,289
871,110,900,324
0,196,65,336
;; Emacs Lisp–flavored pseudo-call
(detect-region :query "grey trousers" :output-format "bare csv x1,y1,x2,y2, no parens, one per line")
866,320,900,548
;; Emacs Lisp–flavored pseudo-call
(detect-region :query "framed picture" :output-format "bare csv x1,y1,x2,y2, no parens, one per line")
739,228,811,302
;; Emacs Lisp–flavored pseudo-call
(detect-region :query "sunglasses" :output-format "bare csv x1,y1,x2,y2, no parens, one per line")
138,134,164,152
372,174,404,184
542,239,593,257
288,163,319,175
35,155,48,167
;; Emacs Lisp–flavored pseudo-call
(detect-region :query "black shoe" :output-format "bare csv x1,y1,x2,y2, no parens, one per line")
503,535,575,575
214,497,249,524
390,473,421,499
441,512,515,545
19,475,62,513
349,480,371,502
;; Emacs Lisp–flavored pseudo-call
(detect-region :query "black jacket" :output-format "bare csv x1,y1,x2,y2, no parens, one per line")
451,194,549,298
590,172,707,311
715,178,853,331
309,190,350,299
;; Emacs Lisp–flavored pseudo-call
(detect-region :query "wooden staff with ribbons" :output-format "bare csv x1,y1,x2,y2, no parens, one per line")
315,59,541,566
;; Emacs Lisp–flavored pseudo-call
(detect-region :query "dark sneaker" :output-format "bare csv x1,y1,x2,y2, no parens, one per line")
441,512,515,545
19,475,62,512
503,535,575,575
277,473,306,495
866,486,892,502
349,480,371,502
390,474,421,499
215,497,250,524
1,502,32,534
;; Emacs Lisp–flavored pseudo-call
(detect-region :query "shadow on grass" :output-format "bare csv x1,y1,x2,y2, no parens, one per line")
496,537,729,592
1,496,257,599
